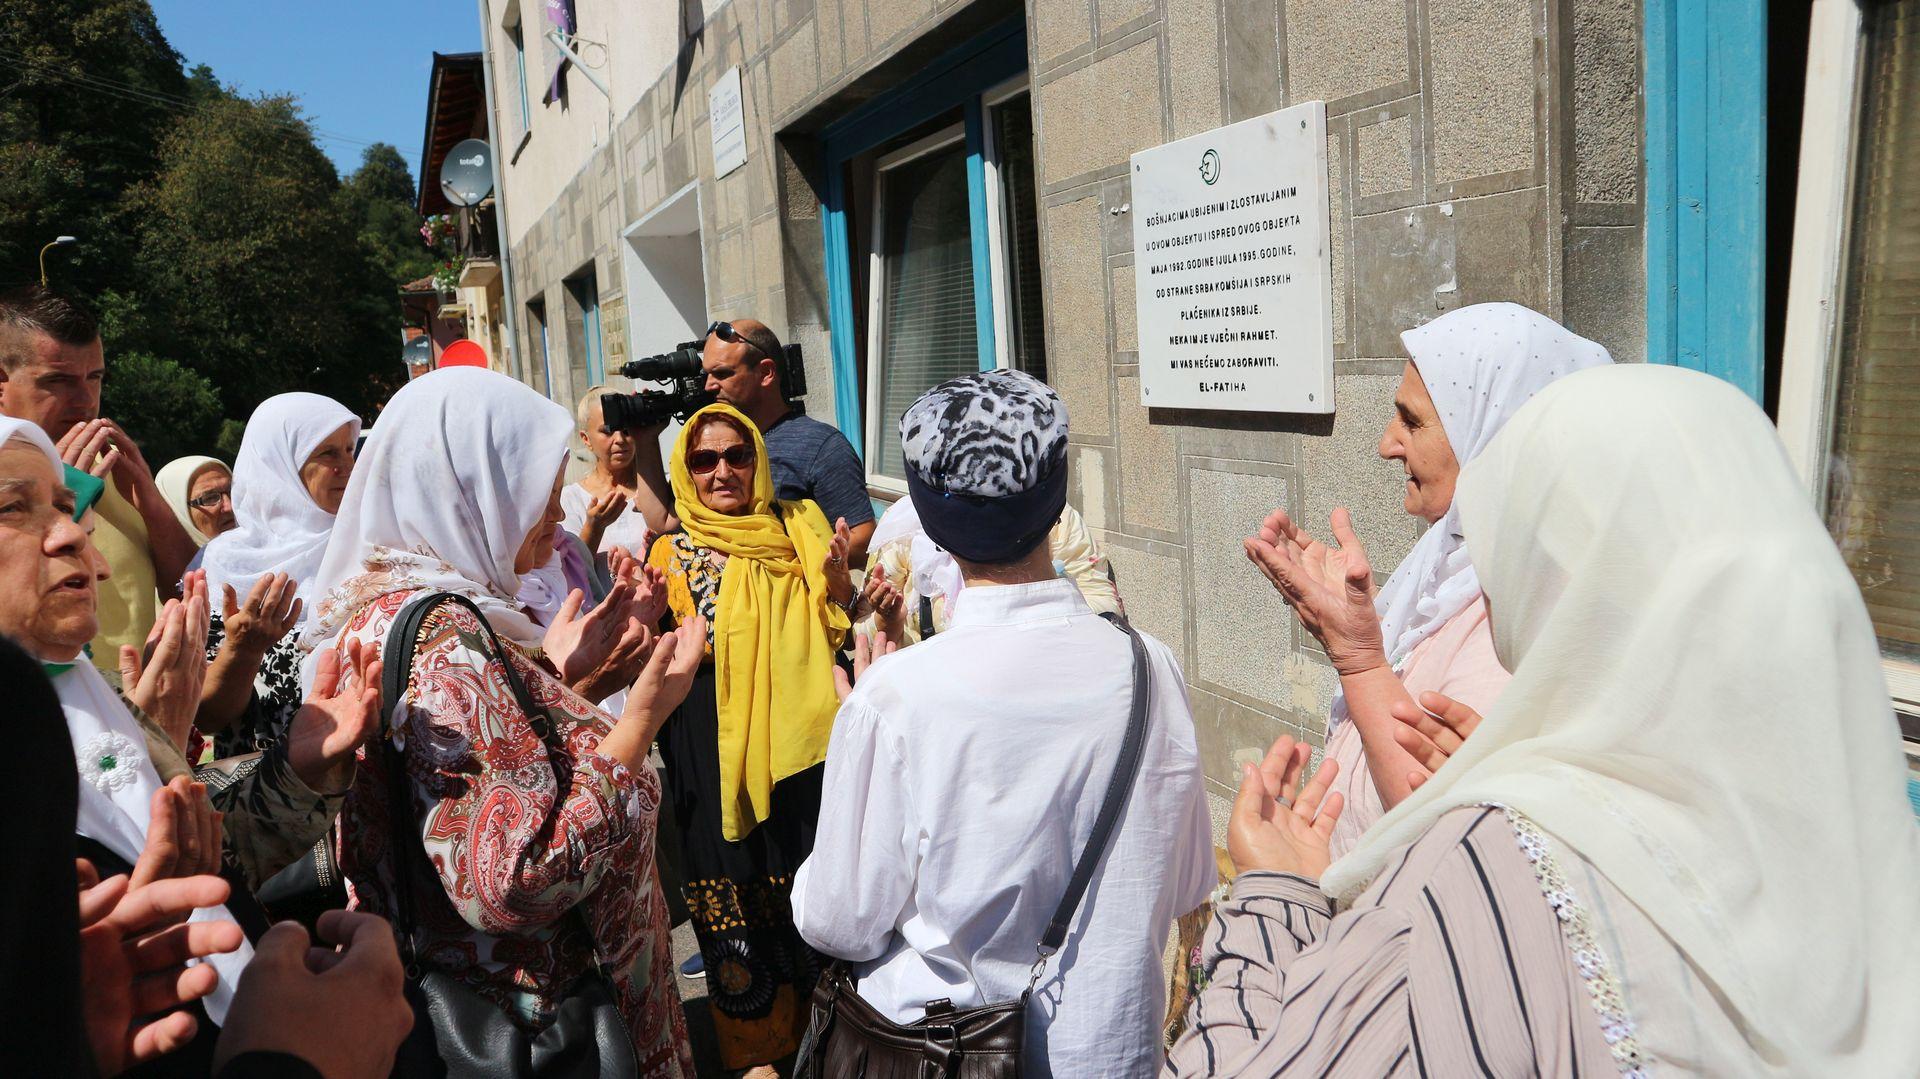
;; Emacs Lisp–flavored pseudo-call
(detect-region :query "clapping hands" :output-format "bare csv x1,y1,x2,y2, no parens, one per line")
122,571,210,751
1244,507,1386,677
1227,735,1344,881
77,861,245,1075
284,641,384,795
1391,691,1482,792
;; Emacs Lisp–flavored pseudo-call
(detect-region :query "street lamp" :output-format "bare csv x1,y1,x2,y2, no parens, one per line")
39,235,76,287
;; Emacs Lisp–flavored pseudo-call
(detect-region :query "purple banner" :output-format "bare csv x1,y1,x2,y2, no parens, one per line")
542,0,574,103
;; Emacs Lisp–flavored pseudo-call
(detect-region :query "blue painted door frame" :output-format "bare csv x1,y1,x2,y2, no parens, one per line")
1643,0,1767,400
817,19,1027,456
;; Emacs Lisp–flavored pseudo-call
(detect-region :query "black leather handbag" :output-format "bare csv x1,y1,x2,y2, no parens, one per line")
794,613,1154,1079
380,592,639,1079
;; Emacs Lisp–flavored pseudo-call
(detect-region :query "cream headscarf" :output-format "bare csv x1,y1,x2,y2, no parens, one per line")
300,368,574,676
0,419,254,1023
1329,303,1612,734
154,455,227,546
200,393,360,617
671,403,847,841
1321,364,1920,1072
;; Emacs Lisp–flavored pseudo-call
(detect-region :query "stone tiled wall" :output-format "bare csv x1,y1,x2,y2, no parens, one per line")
495,0,1644,804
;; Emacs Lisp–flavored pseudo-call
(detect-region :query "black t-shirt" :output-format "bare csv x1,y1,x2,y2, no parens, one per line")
760,411,874,525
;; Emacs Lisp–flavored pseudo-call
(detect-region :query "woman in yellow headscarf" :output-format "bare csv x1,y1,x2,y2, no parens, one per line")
645,402,851,1073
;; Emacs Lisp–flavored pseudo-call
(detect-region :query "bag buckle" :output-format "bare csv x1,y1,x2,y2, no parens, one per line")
1027,945,1055,993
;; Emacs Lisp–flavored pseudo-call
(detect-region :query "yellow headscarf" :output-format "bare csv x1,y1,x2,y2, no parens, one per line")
672,403,849,840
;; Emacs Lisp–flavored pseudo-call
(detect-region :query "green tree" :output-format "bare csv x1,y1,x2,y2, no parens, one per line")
342,142,434,288
0,0,189,295
98,351,222,465
125,93,404,419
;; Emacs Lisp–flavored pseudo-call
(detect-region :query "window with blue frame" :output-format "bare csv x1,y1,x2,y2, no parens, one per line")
819,20,1047,492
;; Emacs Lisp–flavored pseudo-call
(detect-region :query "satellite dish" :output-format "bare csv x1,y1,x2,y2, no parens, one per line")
439,138,494,207
402,335,432,368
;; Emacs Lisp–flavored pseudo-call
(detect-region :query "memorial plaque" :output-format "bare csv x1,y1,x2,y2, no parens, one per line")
709,67,746,179
1131,101,1334,413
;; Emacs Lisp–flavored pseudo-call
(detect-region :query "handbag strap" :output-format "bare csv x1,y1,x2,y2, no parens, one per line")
1029,612,1153,988
378,591,600,975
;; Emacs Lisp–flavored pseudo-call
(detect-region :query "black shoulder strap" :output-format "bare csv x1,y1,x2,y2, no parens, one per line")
1037,612,1152,957
379,592,570,968
918,594,937,640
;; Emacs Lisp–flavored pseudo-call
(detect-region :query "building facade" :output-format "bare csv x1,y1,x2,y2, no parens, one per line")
468,0,1920,818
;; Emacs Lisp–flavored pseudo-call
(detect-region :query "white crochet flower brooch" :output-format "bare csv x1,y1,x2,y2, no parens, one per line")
77,731,144,794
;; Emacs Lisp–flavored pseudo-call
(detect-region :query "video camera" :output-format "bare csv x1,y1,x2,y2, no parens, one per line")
598,339,810,431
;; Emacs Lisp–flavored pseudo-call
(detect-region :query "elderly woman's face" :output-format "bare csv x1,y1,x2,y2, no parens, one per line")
688,418,755,516
1378,361,1460,524
514,466,567,576
0,443,99,662
187,464,236,538
582,399,636,474
300,423,357,515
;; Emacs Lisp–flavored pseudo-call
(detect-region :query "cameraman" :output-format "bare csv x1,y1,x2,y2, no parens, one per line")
661,318,875,563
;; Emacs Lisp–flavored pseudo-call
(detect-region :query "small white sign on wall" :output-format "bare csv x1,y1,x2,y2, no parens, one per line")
709,66,747,178
1130,101,1335,413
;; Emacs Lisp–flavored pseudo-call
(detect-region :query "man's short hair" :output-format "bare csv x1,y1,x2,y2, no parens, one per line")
0,285,99,373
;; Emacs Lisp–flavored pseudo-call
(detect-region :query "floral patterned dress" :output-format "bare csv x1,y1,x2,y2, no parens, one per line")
333,589,694,1076
201,608,307,760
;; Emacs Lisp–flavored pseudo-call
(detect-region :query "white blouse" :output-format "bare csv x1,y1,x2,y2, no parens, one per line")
793,578,1215,1078
559,481,653,555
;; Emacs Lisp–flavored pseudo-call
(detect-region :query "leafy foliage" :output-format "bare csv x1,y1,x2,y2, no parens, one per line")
0,2,425,459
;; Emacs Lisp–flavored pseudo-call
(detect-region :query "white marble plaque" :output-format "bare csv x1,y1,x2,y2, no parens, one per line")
709,67,746,179
1131,101,1335,413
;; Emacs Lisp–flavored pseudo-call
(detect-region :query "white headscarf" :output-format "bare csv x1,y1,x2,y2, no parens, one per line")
301,368,574,669
1328,303,1611,733
867,497,966,610
1321,365,1920,1072
154,455,227,546
0,419,254,1023
200,394,360,616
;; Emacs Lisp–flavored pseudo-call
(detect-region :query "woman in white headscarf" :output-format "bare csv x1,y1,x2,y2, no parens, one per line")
1246,302,1610,855
195,393,360,758
154,454,235,548
300,367,699,1074
1171,363,1920,1076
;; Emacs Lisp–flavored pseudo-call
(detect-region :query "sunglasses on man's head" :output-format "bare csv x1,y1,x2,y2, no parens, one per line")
687,445,755,475
707,320,770,361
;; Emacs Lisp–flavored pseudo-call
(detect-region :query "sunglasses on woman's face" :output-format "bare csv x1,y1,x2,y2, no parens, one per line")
687,445,755,475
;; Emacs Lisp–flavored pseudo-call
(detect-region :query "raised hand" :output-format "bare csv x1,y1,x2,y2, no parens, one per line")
854,573,907,641
602,616,708,765
221,573,303,658
78,864,246,1076
1227,734,1345,880
129,776,225,891
58,418,122,479
580,488,629,550
833,630,897,702
824,518,854,605
545,580,657,704
1243,506,1385,676
123,575,210,750
284,641,384,795
1392,690,1483,792
213,911,413,1079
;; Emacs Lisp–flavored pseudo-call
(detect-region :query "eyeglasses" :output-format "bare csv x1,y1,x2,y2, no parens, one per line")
706,320,770,362
686,445,755,475
187,487,232,511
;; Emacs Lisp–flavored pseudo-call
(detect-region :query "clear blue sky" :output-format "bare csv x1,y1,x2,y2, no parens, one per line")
150,0,483,180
